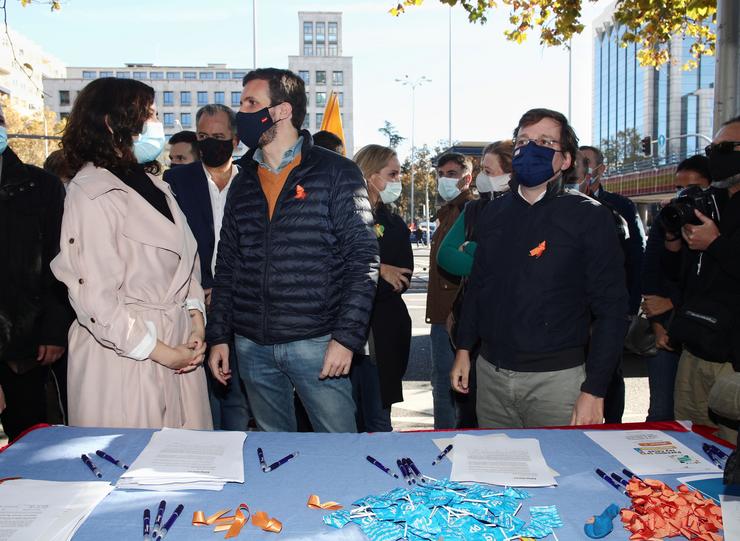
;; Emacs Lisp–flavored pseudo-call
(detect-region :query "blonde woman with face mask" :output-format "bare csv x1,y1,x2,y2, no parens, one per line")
350,144,413,432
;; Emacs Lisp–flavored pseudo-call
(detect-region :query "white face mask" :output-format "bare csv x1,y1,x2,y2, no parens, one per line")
379,181,402,204
476,172,510,194
438,177,461,201
133,121,166,163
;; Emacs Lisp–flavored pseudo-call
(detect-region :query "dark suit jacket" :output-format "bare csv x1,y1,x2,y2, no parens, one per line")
163,162,216,289
596,188,647,315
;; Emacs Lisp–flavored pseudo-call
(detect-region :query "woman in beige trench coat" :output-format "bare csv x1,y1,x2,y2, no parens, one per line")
51,78,212,429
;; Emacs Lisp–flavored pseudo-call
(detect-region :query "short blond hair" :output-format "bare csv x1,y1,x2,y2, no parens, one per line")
353,144,397,180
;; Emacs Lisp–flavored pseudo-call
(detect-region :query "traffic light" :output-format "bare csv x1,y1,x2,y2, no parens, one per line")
641,136,652,157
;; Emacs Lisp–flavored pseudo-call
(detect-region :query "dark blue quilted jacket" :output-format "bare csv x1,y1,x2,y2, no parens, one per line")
206,132,379,352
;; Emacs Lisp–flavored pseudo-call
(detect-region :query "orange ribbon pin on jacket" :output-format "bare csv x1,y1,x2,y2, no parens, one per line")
529,240,547,258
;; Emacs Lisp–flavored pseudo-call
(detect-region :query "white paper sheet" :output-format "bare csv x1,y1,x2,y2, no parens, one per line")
720,493,740,540
584,430,719,475
449,434,557,487
433,435,560,477
117,428,246,491
0,479,113,541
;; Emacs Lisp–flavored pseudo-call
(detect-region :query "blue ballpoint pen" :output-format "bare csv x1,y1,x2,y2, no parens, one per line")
96,449,129,470
265,451,299,472
155,504,184,541
257,447,267,472
152,500,166,538
432,444,453,465
80,454,102,478
143,509,151,541
622,468,641,481
596,469,625,494
402,458,417,484
406,458,426,483
610,472,629,487
397,459,412,485
367,456,399,479
703,447,724,469
704,443,729,461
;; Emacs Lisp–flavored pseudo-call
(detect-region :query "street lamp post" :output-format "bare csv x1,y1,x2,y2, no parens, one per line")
22,62,49,158
395,75,430,225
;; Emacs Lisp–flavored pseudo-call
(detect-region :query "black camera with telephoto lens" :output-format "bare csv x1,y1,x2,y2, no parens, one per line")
659,185,721,235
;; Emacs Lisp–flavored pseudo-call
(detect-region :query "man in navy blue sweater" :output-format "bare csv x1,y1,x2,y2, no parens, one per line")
451,108,629,427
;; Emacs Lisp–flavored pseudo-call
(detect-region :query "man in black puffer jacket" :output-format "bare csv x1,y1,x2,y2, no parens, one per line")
207,69,379,432
0,103,72,440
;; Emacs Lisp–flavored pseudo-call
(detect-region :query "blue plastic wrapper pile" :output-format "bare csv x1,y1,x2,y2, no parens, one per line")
323,479,563,541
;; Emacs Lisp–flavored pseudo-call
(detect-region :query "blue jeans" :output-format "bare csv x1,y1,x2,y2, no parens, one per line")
205,343,250,431
350,354,392,433
234,334,357,433
647,348,679,422
430,323,456,429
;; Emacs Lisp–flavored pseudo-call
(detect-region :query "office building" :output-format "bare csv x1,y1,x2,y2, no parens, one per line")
288,11,354,155
592,2,715,162
43,64,249,138
0,26,65,116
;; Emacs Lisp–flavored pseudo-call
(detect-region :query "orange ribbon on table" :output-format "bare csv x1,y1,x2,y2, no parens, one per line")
252,511,283,533
193,504,251,538
306,494,343,510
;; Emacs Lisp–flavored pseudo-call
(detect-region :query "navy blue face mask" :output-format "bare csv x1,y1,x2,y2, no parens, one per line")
512,142,558,188
235,102,285,150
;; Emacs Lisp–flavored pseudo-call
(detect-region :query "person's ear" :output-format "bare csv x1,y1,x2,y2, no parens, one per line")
232,134,239,149
274,102,292,124
560,152,573,172
596,163,606,177
459,174,472,189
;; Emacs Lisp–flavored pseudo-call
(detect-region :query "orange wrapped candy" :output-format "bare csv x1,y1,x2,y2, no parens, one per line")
620,478,724,541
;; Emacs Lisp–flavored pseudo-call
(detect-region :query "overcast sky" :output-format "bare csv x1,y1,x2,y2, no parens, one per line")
8,0,613,157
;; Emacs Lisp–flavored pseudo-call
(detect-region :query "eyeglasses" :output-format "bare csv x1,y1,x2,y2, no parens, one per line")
513,137,561,150
705,141,740,156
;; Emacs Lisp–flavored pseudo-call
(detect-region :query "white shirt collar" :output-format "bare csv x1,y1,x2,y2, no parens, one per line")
202,162,239,188
517,185,547,205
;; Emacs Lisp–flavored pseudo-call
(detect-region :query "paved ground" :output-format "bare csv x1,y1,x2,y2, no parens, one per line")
391,245,651,431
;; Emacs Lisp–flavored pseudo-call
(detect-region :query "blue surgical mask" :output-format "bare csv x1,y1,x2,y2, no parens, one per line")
379,181,402,204
133,121,166,163
438,177,461,201
0,126,7,154
512,142,557,187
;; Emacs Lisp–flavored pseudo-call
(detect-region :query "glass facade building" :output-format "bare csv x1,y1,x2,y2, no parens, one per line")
592,8,715,163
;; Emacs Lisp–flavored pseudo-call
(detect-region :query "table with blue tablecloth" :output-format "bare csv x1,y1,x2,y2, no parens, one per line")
0,424,732,540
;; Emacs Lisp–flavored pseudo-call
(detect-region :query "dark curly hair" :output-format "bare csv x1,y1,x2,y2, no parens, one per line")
61,77,158,178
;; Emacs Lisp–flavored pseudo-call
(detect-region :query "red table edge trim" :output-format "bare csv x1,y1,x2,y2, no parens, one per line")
0,423,50,453
401,421,736,449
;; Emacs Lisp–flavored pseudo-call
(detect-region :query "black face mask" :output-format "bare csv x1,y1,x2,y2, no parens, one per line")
707,143,740,186
168,162,184,169
198,137,234,167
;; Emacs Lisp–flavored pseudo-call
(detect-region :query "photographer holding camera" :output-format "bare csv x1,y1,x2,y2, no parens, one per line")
662,116,740,442
641,156,712,421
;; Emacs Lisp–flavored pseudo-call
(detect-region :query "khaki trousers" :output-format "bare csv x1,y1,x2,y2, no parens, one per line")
674,349,737,443
476,359,585,428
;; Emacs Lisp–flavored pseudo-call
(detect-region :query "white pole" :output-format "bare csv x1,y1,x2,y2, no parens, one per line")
448,6,452,146
410,84,416,224
568,39,572,121
252,0,258,68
